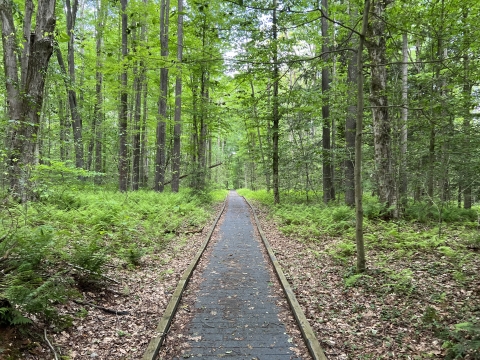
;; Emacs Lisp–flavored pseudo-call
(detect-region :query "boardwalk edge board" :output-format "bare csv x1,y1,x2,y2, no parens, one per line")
142,198,228,360
244,197,328,360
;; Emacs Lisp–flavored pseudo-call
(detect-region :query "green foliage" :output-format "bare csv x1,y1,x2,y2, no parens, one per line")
275,204,355,241
119,244,145,267
464,232,480,249
0,188,222,328
344,273,371,288
0,224,74,325
329,240,357,263
71,239,108,279
441,320,480,359
363,195,391,220
237,188,275,206
381,269,414,295
405,203,478,224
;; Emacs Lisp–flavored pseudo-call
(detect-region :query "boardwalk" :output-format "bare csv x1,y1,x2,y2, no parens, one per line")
172,191,301,359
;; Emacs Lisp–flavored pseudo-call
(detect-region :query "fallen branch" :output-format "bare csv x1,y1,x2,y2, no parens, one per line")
182,226,205,235
73,299,130,315
67,262,120,284
44,328,59,360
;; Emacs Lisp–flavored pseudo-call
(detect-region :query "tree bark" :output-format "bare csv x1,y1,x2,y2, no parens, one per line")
171,0,184,193
118,0,129,192
399,32,408,208
272,0,280,204
321,0,334,204
250,80,271,191
461,8,472,209
140,73,149,187
65,0,84,170
154,0,170,192
1,0,56,201
366,0,396,216
94,0,106,183
355,0,370,274
132,60,142,191
345,24,357,207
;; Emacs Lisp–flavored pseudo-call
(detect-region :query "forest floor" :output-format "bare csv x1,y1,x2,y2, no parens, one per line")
251,202,480,360
1,197,479,359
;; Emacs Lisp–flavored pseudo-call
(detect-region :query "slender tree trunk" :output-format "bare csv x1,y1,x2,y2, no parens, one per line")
196,69,208,190
171,0,183,192
118,0,129,191
94,0,106,183
321,0,334,203
65,0,84,169
462,8,472,209
56,48,83,169
272,0,280,204
140,80,148,187
427,125,435,201
399,32,408,208
154,0,170,191
59,97,67,161
345,27,357,207
355,0,370,274
366,0,396,216
250,80,271,191
132,60,142,191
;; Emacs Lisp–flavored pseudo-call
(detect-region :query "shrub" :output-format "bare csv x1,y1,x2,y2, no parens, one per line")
70,239,108,281
442,320,480,359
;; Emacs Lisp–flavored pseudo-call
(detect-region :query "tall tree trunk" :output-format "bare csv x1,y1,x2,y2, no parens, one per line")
171,0,183,193
154,0,170,191
366,0,396,216
132,62,142,191
196,69,208,190
321,0,334,203
131,18,146,191
399,32,408,208
94,0,106,183
272,0,280,204
1,0,56,201
250,80,271,191
462,8,472,209
118,0,129,191
355,0,370,274
59,97,68,161
140,79,149,187
427,125,435,201
65,0,84,169
345,20,357,207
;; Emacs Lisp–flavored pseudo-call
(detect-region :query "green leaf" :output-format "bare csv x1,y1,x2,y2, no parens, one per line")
57,31,70,43
455,322,472,330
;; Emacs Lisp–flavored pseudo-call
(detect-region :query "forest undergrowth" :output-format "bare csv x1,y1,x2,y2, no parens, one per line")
238,189,480,359
0,176,227,358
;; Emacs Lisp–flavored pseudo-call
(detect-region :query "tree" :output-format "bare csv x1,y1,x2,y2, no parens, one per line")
398,32,408,208
272,0,280,204
355,0,370,274
366,0,396,216
0,0,57,201
93,0,107,182
154,0,170,192
171,0,184,192
321,0,335,204
344,4,357,207
64,0,84,170
118,0,129,191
